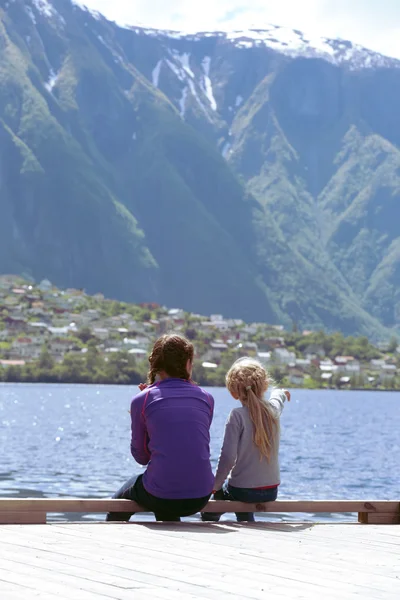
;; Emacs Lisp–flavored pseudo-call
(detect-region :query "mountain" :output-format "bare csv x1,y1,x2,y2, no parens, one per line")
0,0,399,337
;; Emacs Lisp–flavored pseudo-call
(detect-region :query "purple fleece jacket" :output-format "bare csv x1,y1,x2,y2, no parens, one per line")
130,378,215,499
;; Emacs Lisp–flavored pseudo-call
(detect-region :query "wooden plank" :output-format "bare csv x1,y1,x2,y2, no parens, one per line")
365,513,400,525
0,498,398,515
0,529,379,599
6,525,399,591
0,511,46,524
1,523,399,600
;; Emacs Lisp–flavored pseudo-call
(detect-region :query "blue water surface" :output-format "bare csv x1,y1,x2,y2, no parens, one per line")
0,384,399,521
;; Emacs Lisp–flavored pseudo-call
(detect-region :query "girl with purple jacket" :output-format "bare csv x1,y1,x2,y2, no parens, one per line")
107,334,214,522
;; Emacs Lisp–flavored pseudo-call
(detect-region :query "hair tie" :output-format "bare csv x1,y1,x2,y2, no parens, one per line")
246,385,252,391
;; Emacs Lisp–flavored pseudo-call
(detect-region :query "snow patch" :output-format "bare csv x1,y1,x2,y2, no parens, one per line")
45,69,59,92
32,0,54,18
236,41,253,49
174,52,195,79
166,59,185,82
26,6,37,24
188,79,208,116
179,87,188,118
30,0,65,26
235,95,243,107
72,1,102,20
132,132,137,140
152,60,163,88
201,56,217,111
97,35,125,65
221,142,231,158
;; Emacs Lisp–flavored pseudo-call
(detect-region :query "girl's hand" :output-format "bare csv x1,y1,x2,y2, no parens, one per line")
284,390,291,402
138,383,148,391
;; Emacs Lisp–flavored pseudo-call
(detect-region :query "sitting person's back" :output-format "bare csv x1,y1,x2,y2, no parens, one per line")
132,377,214,499
107,334,214,522
214,396,284,492
202,357,290,522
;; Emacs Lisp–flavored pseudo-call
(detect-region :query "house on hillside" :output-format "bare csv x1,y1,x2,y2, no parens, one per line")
10,338,42,360
48,338,75,362
0,275,22,288
334,356,360,373
202,342,229,364
0,359,26,368
93,328,110,341
48,326,72,337
295,358,312,370
0,329,10,341
288,369,305,387
28,322,50,336
262,337,285,351
379,364,397,383
319,360,339,375
273,348,296,365
80,309,101,323
257,352,271,366
38,279,53,292
370,359,386,370
304,344,326,359
4,316,27,332
238,341,258,356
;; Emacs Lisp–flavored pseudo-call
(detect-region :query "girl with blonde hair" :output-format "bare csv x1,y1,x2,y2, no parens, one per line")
202,357,290,522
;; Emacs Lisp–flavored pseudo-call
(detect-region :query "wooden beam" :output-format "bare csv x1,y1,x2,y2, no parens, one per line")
0,511,46,524
363,513,400,525
0,499,398,515
358,512,368,524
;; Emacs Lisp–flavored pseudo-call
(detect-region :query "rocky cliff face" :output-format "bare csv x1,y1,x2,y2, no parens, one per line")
1,0,399,336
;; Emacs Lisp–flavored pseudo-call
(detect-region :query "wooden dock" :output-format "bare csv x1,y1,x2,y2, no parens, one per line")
0,499,399,599
0,521,399,599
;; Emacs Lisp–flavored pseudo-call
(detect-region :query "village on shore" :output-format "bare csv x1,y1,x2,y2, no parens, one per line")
0,275,399,389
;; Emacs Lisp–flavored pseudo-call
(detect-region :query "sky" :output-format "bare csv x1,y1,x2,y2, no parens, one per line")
77,0,400,58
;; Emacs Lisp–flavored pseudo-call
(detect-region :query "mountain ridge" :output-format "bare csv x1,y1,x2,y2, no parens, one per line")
1,0,399,338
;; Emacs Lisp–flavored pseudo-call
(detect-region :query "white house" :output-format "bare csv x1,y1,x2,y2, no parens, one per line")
370,359,387,369
344,360,361,374
379,364,397,382
257,351,271,366
93,328,110,341
202,342,229,363
128,348,147,357
202,361,218,369
273,348,296,365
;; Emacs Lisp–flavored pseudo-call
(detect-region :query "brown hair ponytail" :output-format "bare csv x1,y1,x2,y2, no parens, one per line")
147,334,194,385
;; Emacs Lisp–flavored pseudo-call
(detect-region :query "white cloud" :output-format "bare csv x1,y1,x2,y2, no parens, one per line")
77,0,400,58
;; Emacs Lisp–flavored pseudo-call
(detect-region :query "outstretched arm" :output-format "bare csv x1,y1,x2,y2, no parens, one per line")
268,388,290,416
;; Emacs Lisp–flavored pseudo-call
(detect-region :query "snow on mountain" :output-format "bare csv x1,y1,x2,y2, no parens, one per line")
23,1,400,71
132,24,400,71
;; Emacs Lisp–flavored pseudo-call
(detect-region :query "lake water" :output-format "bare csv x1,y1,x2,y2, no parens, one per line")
1,384,399,522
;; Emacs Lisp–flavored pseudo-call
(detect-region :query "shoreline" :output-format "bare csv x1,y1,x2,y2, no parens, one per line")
1,380,399,392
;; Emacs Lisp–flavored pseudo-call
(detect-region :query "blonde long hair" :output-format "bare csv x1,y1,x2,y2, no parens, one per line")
226,357,279,461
